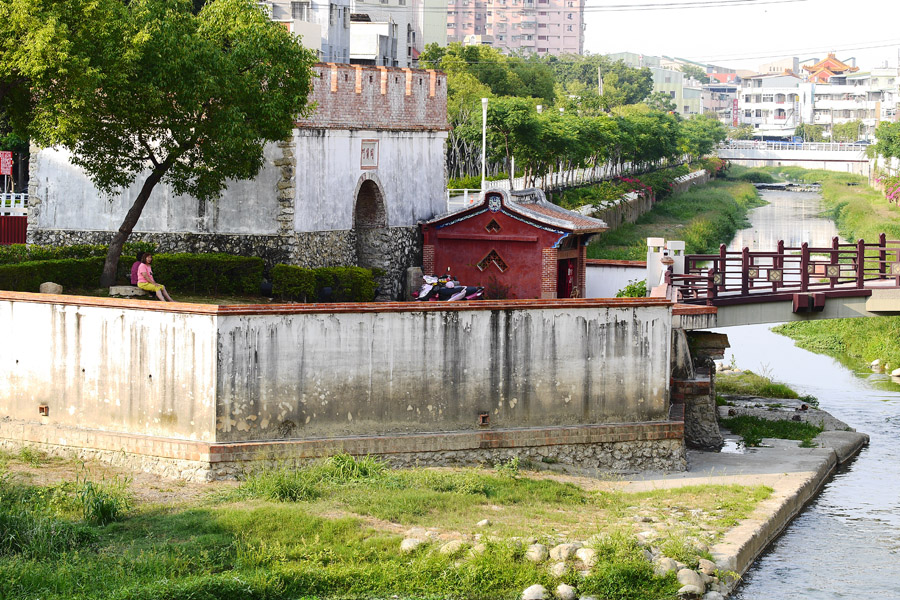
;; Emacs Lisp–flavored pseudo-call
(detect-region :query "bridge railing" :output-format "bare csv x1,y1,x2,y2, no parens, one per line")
673,234,900,304
719,141,870,152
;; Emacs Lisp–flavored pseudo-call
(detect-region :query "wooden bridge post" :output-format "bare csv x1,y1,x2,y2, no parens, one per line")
800,243,809,292
880,233,887,279
775,240,784,291
857,239,866,288
718,244,727,291
831,236,839,289
741,247,750,296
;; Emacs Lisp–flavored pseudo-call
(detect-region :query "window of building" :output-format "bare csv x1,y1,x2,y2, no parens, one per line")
566,12,573,19
566,24,573,31
538,35,547,40
291,0,310,20
538,10,546,14
669,91,675,98
755,109,762,118
329,3,337,25
762,94,773,102
744,109,752,117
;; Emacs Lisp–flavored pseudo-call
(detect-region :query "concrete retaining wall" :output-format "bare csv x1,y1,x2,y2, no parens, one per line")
0,293,681,478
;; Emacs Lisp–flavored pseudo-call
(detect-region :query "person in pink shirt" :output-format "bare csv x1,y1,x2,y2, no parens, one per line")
130,252,145,285
136,254,174,302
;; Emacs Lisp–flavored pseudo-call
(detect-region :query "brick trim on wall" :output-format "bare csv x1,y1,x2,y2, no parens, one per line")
541,247,558,299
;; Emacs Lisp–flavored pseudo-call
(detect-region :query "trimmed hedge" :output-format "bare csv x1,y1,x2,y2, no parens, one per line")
150,253,264,295
0,257,105,292
0,252,264,295
272,264,377,302
0,242,155,265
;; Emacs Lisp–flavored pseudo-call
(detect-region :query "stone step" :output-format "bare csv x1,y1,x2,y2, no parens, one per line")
109,285,148,297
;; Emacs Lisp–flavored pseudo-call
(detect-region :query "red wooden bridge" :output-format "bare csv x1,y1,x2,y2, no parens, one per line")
666,234,900,314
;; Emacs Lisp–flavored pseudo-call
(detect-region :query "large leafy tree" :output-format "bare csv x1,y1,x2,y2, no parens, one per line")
679,114,727,161
679,64,710,84
39,0,316,286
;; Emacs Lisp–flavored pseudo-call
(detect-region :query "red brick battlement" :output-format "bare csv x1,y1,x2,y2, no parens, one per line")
295,63,449,132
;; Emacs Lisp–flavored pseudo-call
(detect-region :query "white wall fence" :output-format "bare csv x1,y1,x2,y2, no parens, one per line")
0,193,28,216
446,158,690,212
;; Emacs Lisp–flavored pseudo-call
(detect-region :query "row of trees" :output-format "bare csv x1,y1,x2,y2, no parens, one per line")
0,0,315,285
419,44,726,187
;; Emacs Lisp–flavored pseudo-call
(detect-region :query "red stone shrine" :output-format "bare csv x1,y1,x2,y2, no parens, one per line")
421,189,607,299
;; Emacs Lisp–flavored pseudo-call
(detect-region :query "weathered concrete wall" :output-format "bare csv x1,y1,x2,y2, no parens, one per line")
215,300,672,442
0,294,218,441
28,145,283,235
585,259,646,298
0,294,679,478
294,129,448,232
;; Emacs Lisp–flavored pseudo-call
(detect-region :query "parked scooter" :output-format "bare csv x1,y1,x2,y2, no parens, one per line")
414,269,484,301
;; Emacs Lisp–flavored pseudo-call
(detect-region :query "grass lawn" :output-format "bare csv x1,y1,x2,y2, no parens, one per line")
0,450,772,600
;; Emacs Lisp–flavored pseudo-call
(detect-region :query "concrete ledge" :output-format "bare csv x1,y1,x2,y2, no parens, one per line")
109,285,148,297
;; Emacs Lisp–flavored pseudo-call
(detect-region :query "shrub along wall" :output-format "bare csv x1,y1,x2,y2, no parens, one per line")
0,253,264,295
272,264,377,302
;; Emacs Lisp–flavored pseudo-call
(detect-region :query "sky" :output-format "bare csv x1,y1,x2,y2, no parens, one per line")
583,0,900,72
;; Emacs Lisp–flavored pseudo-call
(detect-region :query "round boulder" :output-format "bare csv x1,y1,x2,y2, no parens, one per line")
522,584,547,600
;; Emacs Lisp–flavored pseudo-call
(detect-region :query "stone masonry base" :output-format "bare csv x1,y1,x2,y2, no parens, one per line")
0,419,686,482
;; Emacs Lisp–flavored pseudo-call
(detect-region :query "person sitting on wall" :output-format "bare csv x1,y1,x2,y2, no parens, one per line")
130,252,145,285
136,253,174,302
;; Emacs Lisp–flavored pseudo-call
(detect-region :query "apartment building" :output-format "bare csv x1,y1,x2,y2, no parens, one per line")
737,73,814,137
350,0,421,67
810,68,900,138
447,0,585,56
266,0,353,62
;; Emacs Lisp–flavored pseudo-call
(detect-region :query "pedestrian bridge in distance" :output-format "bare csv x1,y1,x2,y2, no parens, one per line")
717,141,871,176
658,234,900,328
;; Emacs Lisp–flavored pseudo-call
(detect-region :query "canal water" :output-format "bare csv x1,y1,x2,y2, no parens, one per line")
719,190,900,598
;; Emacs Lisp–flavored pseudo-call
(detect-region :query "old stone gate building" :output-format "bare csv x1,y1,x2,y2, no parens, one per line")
27,63,450,298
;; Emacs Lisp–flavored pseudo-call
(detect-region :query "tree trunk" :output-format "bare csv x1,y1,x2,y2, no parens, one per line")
99,168,165,287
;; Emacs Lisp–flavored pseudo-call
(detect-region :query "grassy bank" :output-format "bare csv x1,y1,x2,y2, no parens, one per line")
587,180,763,260
0,450,772,600
719,415,823,448
773,318,900,369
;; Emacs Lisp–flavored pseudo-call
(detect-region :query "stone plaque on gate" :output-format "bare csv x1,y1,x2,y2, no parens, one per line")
361,140,379,170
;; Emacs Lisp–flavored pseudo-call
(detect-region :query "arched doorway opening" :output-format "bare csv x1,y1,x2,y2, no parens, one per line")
354,178,390,298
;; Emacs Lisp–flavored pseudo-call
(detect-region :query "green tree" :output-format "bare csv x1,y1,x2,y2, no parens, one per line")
679,114,727,161
0,0,122,142
728,124,756,140
32,0,316,286
643,91,677,113
831,120,864,142
874,121,900,159
484,97,540,187
794,123,826,142
679,64,710,84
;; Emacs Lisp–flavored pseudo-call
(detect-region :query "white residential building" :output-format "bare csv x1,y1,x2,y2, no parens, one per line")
738,73,814,137
267,0,352,62
350,16,399,66
351,0,420,67
810,68,900,138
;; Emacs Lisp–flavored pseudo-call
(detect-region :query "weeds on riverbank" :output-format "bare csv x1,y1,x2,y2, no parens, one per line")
716,370,799,399
587,180,763,260
0,453,774,600
720,415,824,448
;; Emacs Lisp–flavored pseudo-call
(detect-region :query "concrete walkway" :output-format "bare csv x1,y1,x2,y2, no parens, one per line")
620,430,868,588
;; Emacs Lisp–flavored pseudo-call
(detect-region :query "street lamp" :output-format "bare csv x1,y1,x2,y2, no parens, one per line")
481,97,488,192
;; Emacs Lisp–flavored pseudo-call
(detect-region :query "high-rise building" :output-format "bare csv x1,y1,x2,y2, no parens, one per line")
446,0,584,56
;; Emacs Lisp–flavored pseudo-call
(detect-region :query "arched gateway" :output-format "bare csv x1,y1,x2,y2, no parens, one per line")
353,176,391,299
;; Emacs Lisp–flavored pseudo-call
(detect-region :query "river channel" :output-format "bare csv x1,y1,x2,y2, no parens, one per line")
719,190,900,598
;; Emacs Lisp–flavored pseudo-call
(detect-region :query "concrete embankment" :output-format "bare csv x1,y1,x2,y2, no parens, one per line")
617,397,868,594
